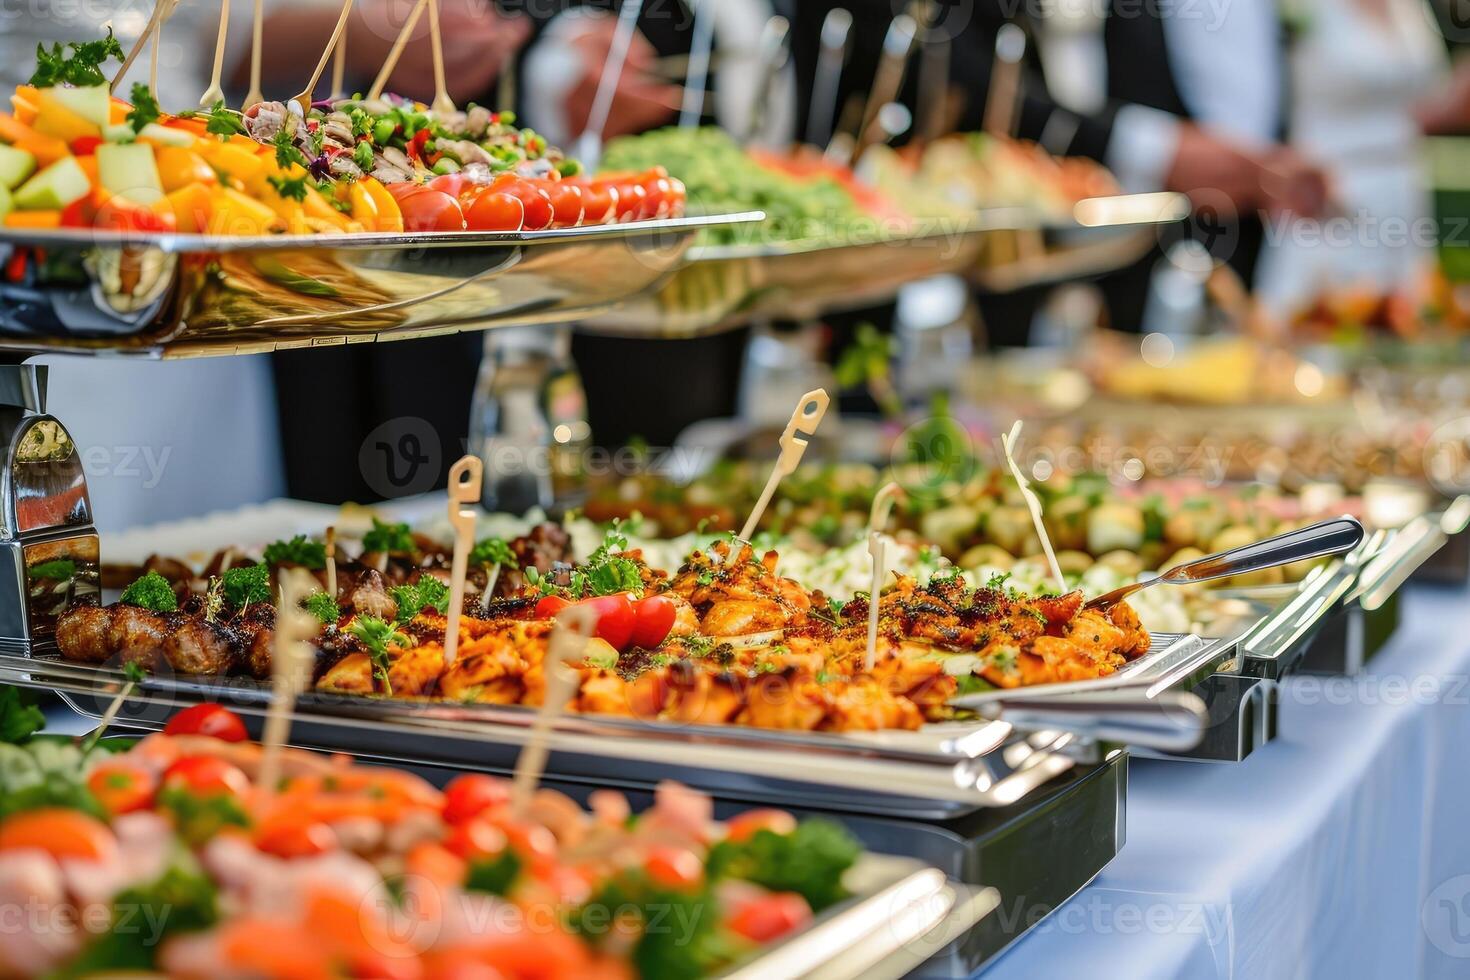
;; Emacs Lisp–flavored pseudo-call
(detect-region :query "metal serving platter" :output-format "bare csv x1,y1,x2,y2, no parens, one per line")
3,629,1210,820
580,193,1189,338
0,213,763,358
84,731,995,980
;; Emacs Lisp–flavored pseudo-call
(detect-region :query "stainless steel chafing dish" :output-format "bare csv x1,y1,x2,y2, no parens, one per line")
0,214,763,357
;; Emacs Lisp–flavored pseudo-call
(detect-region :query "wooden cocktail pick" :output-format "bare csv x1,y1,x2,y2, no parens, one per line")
149,0,180,96
330,25,348,100
511,603,597,818
426,0,454,115
291,0,356,114
864,481,904,672
200,0,232,107
324,525,338,600
367,0,429,102
1000,421,1065,594
738,388,831,542
258,568,319,792
110,0,174,93
244,0,266,107
443,455,483,667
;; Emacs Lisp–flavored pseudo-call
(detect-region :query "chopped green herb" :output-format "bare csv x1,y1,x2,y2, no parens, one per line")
271,126,309,170
267,174,310,202
156,787,250,847
262,534,326,568
469,536,515,568
706,818,860,912
465,850,523,896
0,686,45,744
362,517,415,554
222,563,271,608
119,570,177,613
29,29,124,88
347,616,411,695
126,83,160,133
353,141,375,172
304,591,341,625
390,577,450,623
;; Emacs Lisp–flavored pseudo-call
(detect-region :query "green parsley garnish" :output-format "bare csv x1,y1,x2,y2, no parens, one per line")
469,536,516,568
29,29,124,88
126,83,160,133
267,174,310,202
119,570,176,613
303,591,341,625
353,141,374,172
706,818,860,912
362,517,415,554
347,616,411,695
271,127,309,170
222,563,271,608
390,577,450,623
196,99,247,137
263,534,325,568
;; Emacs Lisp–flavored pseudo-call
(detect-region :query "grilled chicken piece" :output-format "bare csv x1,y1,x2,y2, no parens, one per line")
738,669,829,730
317,643,446,697
54,602,112,663
669,542,816,634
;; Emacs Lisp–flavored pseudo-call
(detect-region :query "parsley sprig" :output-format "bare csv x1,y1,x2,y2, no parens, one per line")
29,29,124,88
347,616,411,695
126,83,161,133
267,175,310,202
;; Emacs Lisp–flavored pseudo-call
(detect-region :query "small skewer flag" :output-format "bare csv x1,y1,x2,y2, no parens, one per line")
442,455,483,667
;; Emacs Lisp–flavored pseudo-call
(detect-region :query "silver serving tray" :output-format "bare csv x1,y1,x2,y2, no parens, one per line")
2,629,1207,819
0,213,763,357
580,193,1189,338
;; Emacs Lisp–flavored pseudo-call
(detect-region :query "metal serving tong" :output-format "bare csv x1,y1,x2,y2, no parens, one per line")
1086,516,1366,611
974,689,1209,753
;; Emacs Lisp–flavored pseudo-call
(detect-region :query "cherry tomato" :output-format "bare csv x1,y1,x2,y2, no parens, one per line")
462,189,526,232
644,846,703,891
86,762,157,815
386,184,466,233
724,808,797,843
492,175,553,231
0,809,117,862
613,181,646,222
445,817,509,861
727,892,812,943
69,135,103,155
577,181,619,224
60,196,96,229
533,594,570,620
256,819,338,858
426,173,475,198
630,595,677,649
663,176,688,217
165,703,248,742
638,171,676,221
535,179,585,227
162,756,251,798
577,593,637,651
442,774,512,825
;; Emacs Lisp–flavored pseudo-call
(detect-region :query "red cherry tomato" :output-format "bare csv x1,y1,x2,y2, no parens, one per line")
445,817,509,862
630,595,677,649
256,819,337,859
386,184,466,232
162,756,251,798
644,846,703,891
727,892,812,943
427,173,477,198
638,171,675,221
165,703,248,742
577,181,619,224
724,808,798,843
613,181,646,222
537,179,585,227
86,762,157,816
492,176,554,231
69,135,103,156
442,774,512,825
60,196,96,228
462,189,526,232
533,594,570,619
577,593,637,651
663,176,687,217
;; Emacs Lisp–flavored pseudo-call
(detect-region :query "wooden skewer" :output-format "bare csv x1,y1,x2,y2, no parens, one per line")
427,0,454,115
330,23,348,100
443,455,483,667
148,0,179,97
111,0,173,93
479,563,501,615
738,388,831,541
511,603,598,819
258,569,319,792
865,482,904,672
200,0,232,107
982,23,1025,139
1000,421,1066,594
245,0,266,107
291,0,356,115
324,525,338,599
367,0,430,102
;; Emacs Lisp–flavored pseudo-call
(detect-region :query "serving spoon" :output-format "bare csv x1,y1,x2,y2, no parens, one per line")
1085,515,1366,612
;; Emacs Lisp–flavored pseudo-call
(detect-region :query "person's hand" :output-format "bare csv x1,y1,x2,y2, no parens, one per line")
1415,57,1470,134
560,16,680,141
357,0,531,105
1166,125,1330,219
